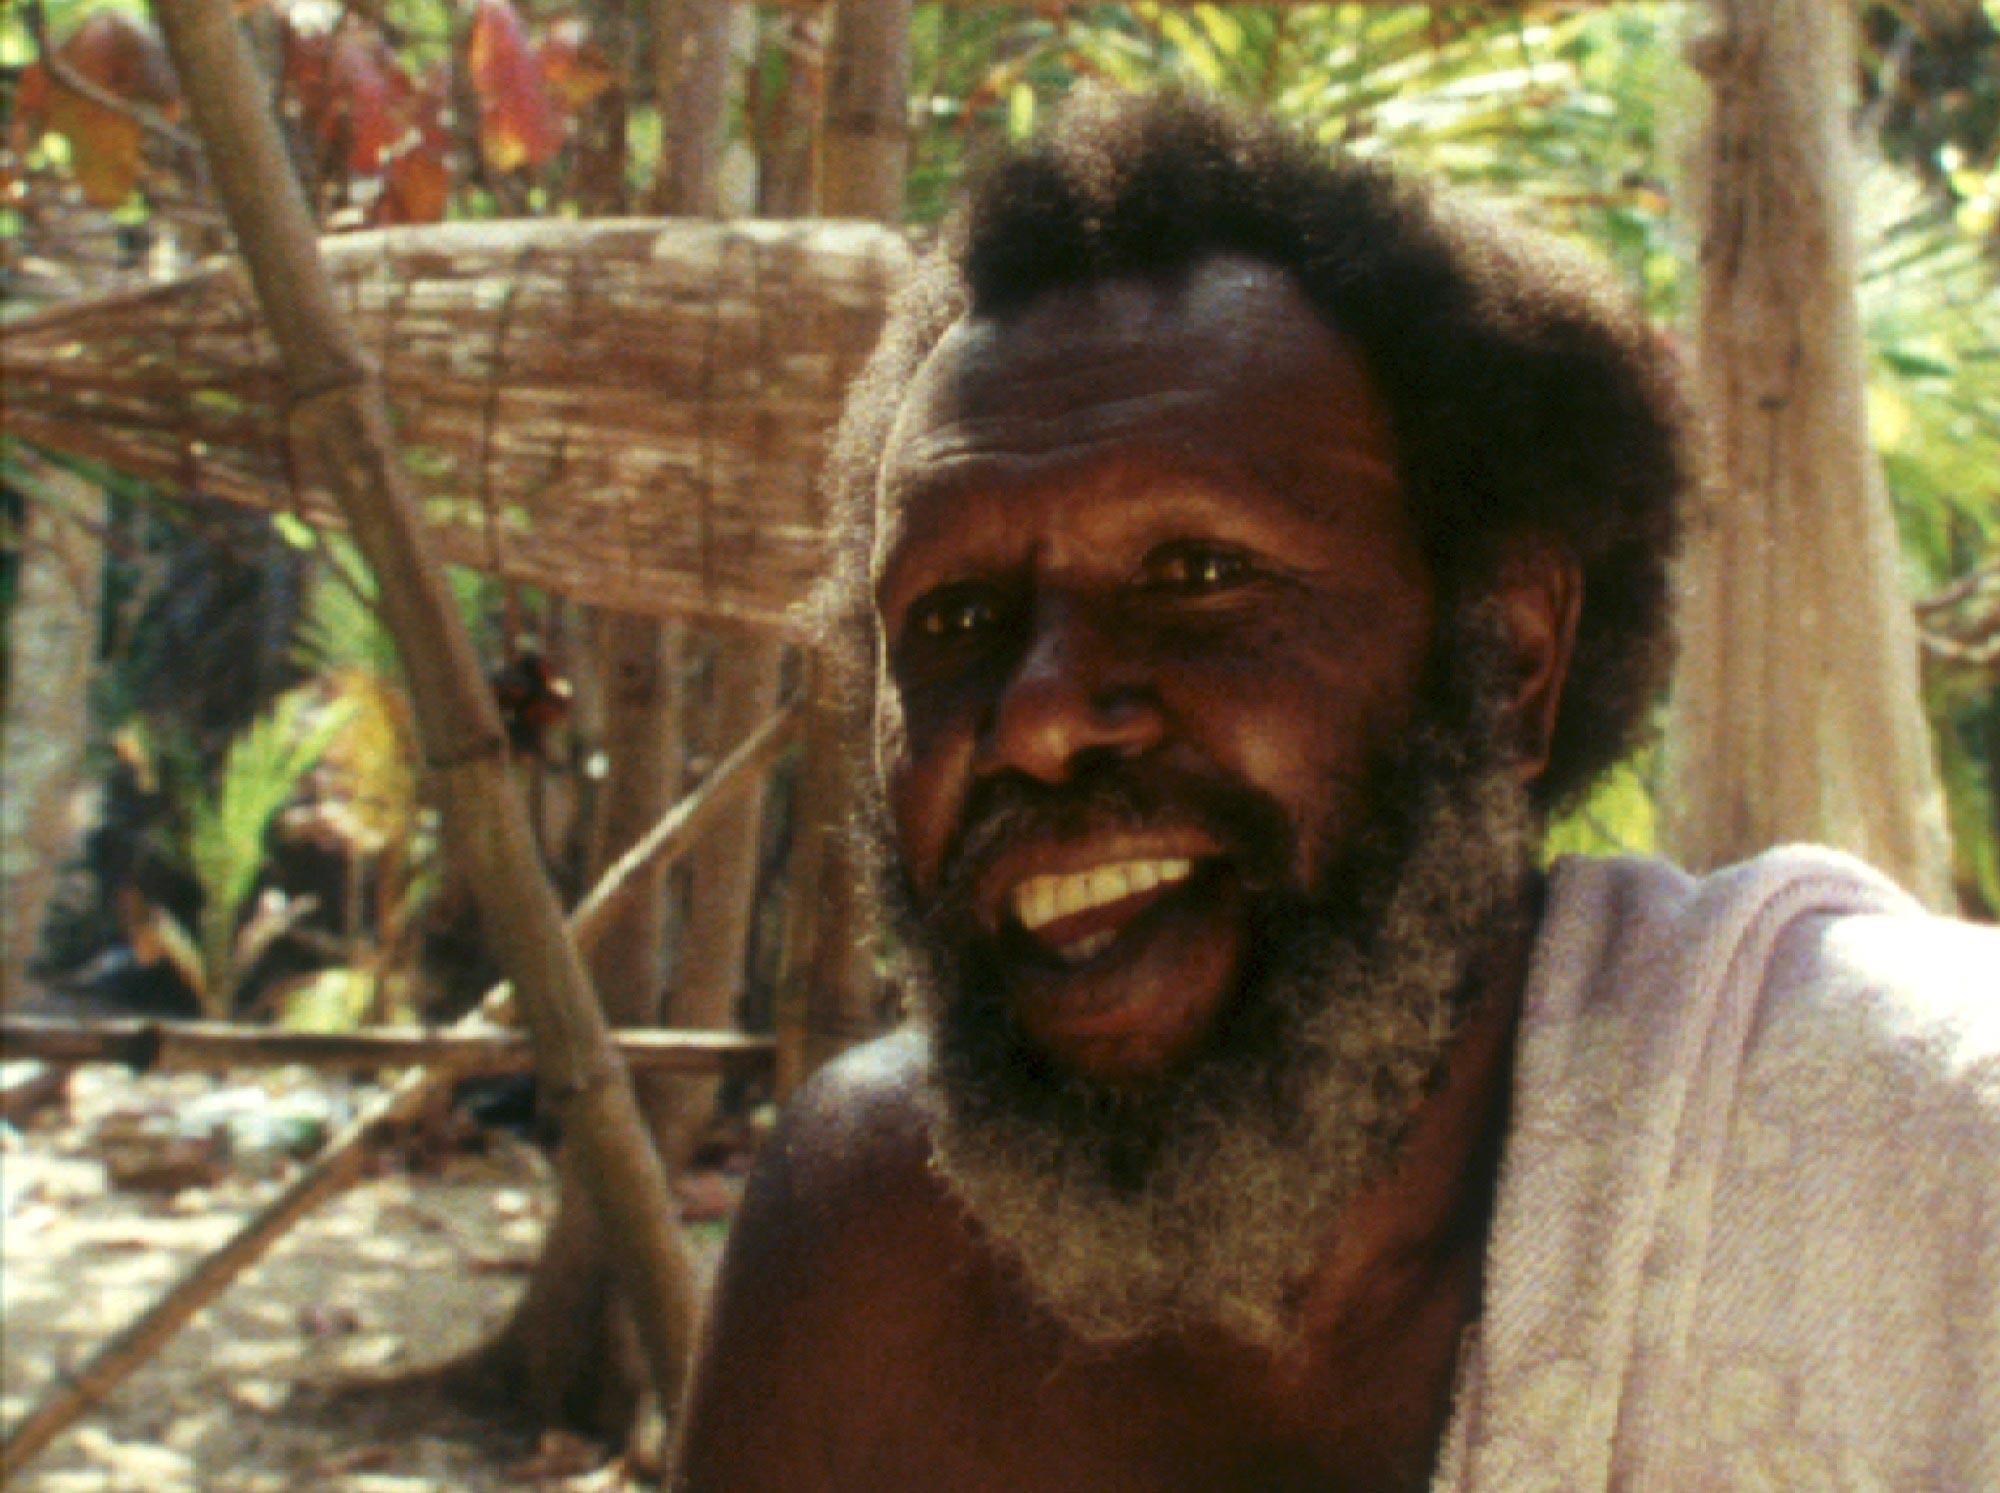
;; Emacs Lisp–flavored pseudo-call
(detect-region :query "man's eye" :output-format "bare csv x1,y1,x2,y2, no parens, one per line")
1143,544,1253,593
909,588,1000,641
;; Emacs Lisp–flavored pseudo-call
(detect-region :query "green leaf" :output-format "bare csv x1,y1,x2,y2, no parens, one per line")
1881,347,1959,381
187,689,356,1014
278,968,379,1034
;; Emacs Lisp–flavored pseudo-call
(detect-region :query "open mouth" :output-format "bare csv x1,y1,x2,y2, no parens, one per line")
961,832,1249,1079
1009,856,1198,965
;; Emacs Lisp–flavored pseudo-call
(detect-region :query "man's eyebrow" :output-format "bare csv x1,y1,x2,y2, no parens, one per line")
872,441,1407,598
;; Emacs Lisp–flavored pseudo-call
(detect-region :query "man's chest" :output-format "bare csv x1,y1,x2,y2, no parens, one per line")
813,1295,1460,1493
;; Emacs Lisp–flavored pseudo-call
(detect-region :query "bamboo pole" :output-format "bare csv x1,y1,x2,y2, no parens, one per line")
146,0,705,1424
0,1018,775,1075
0,699,798,1475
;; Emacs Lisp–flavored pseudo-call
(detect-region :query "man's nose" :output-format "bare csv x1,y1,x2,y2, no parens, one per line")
973,596,1164,784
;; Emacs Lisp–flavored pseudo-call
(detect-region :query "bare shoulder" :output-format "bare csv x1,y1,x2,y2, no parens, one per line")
673,1029,972,1491
716,1026,953,1266
763,1026,944,1206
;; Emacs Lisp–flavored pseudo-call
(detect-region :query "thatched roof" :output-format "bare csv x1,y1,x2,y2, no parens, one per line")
3,218,907,633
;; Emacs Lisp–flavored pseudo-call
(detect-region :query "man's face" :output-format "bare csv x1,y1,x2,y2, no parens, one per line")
871,256,1437,1088
862,255,1538,1344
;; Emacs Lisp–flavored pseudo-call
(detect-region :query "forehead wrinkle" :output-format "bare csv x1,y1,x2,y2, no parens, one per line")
871,258,1419,597
890,391,1214,473
876,433,1409,588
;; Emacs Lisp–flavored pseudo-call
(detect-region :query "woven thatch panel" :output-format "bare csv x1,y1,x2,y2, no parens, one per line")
3,218,908,633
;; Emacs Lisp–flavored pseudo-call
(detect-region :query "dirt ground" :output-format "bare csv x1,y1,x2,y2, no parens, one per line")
2,1064,736,1492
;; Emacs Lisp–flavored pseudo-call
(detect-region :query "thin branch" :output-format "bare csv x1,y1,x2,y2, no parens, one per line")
569,696,804,949
25,0,200,154
1915,563,1999,618
1921,628,2000,669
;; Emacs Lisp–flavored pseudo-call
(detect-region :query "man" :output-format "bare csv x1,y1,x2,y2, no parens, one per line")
676,92,1999,1491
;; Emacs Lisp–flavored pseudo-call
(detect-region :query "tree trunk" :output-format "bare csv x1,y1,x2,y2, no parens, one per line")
819,0,910,222
657,635,782,1167
470,612,684,1440
786,0,914,1077
647,0,733,216
468,0,736,1446
571,0,631,216
1665,0,1955,907
653,10,827,1159
754,11,822,218
1,460,101,1007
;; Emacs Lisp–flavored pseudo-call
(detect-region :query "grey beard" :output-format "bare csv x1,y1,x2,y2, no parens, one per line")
874,607,1538,1349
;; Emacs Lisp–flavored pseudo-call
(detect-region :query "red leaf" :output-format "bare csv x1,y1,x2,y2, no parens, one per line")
469,0,563,173
282,25,334,119
375,77,451,225
21,12,182,208
378,143,450,223
285,18,415,179
326,24,413,175
536,18,616,113
61,12,180,108
9,63,52,149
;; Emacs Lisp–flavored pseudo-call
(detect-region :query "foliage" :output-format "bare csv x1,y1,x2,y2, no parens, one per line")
3,0,614,232
281,541,460,1026
1857,158,2000,912
157,686,354,1016
468,0,563,173
6,0,1995,920
1547,748,1661,862
7,10,180,208
277,964,400,1031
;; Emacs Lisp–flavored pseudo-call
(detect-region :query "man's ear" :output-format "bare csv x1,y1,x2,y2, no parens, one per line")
1489,541,1582,787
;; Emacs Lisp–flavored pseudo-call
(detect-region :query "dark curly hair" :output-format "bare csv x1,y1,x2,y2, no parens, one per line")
820,87,1690,811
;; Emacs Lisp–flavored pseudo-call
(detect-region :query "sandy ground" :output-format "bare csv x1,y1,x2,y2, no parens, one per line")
2,1065,734,1492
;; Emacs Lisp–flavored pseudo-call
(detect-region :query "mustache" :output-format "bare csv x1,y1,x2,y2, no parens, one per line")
927,756,1298,930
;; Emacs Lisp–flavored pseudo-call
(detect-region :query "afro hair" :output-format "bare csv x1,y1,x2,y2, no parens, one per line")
820,87,1691,811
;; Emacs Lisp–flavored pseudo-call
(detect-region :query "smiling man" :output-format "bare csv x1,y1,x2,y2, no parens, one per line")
674,93,2000,1492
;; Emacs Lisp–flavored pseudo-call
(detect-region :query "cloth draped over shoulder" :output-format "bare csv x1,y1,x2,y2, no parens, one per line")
1434,847,2000,1492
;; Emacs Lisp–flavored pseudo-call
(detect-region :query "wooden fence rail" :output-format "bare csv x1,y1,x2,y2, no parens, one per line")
0,1017,775,1078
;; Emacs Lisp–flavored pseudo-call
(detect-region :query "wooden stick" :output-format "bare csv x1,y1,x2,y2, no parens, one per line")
0,701,795,1474
145,0,708,1425
568,699,801,957
0,1018,775,1076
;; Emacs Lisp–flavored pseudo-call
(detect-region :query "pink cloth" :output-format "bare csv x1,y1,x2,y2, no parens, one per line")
1435,847,2000,1491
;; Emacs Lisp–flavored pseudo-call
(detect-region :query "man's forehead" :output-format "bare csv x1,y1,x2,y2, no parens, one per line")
871,254,1403,556
901,255,1350,426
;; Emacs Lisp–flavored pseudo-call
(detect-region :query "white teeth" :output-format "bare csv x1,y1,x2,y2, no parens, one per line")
1011,858,1196,932
1025,878,1059,932
1056,875,1090,919
1061,931,1116,963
